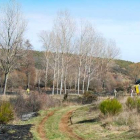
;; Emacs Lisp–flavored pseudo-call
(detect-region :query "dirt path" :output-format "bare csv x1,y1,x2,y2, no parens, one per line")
37,110,56,140
59,109,84,140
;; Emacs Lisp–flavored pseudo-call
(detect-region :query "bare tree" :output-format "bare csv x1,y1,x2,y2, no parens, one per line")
81,23,96,93
86,35,103,91
54,11,75,95
40,31,53,89
76,22,93,94
24,40,34,89
36,69,43,93
50,32,58,95
0,0,27,94
97,39,120,91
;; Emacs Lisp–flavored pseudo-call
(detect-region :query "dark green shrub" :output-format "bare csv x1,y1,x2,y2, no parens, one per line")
126,97,137,109
82,91,97,104
0,101,14,124
99,99,122,116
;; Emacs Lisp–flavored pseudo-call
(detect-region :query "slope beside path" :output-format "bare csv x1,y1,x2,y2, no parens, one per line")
59,109,84,140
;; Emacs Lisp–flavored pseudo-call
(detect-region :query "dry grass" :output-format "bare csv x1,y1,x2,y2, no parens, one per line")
0,95,17,101
101,96,140,137
114,108,140,131
117,96,128,104
70,96,140,139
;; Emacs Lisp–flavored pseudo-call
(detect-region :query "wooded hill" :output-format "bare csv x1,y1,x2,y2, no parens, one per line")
0,49,135,94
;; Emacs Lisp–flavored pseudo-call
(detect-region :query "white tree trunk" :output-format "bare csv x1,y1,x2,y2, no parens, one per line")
3,73,9,95
56,53,60,95
75,74,77,93
82,73,86,94
77,58,82,94
87,66,91,91
57,67,60,95
82,57,88,93
77,66,81,95
60,71,63,95
60,55,64,95
64,66,68,94
64,77,67,94
52,60,57,95
45,58,49,89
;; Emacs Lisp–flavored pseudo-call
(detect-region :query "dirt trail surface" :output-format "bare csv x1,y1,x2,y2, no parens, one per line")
37,110,56,140
59,109,84,140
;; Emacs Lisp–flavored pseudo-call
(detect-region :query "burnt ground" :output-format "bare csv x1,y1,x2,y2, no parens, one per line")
0,124,33,140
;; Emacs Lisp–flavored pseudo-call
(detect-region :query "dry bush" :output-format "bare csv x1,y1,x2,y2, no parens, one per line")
126,97,137,110
10,92,60,118
82,91,98,104
10,94,25,117
35,92,61,108
125,97,140,113
114,110,139,126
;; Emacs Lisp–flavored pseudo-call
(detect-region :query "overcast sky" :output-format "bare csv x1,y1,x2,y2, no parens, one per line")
1,0,140,62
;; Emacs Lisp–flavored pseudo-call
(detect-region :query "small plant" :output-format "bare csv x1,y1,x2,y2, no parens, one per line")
126,97,137,109
99,98,122,116
114,111,138,126
136,98,140,113
0,101,14,124
126,97,140,113
82,91,97,104
26,93,41,112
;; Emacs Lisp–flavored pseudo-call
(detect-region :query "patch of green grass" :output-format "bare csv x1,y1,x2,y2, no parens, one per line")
8,130,16,134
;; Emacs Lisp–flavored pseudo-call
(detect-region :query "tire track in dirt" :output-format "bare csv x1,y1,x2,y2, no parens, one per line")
37,110,56,140
59,109,84,140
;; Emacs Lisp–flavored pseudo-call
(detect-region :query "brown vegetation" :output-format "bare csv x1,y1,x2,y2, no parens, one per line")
9,92,60,118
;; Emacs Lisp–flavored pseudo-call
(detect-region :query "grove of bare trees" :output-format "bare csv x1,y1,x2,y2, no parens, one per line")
40,11,120,94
